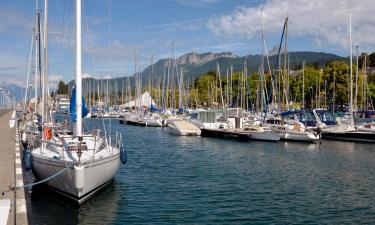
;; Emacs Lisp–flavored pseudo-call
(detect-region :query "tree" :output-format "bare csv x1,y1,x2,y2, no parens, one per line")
289,66,322,109
323,60,350,111
56,81,68,95
359,52,375,68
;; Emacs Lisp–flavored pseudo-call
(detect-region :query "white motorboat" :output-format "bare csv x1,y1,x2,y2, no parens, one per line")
241,124,280,141
167,120,201,136
265,110,321,142
266,121,320,142
189,110,228,129
143,113,163,127
356,123,375,133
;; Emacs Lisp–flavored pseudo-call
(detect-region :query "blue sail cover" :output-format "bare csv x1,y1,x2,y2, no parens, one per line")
178,107,185,114
280,109,305,117
70,87,89,122
150,104,160,112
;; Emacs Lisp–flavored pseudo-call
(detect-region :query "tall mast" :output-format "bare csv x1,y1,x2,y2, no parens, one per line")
217,61,224,110
226,68,229,108
363,54,367,110
354,45,359,116
349,13,353,125
34,0,40,111
24,31,34,111
260,9,265,115
333,71,336,112
283,17,289,110
42,0,48,122
302,61,305,109
75,0,82,136
178,66,183,109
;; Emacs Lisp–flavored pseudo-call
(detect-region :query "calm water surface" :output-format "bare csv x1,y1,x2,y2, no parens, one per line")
30,118,375,224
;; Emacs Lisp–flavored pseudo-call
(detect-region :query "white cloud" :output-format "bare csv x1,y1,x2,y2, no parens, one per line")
207,0,375,49
48,74,64,89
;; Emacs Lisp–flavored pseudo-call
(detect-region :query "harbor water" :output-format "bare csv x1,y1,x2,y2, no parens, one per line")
30,118,375,224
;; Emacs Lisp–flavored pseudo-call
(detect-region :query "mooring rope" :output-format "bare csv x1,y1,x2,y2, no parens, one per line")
12,162,74,190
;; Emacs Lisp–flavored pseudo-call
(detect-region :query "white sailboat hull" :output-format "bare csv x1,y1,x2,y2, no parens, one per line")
356,127,375,133
167,126,201,136
280,131,320,142
143,117,163,127
248,131,280,141
266,124,320,142
31,152,120,204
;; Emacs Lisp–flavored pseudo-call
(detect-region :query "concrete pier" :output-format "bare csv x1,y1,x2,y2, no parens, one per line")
0,110,28,225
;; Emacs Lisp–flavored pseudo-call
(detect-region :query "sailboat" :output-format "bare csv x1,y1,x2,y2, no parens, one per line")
320,13,375,143
31,0,126,204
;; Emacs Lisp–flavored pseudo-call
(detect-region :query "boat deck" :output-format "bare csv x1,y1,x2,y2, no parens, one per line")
169,120,201,136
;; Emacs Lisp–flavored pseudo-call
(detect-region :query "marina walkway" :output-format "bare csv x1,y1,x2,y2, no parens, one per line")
0,110,28,225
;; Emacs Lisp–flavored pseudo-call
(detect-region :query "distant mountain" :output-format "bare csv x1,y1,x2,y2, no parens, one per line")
67,51,344,92
137,51,344,83
4,83,25,103
176,52,237,65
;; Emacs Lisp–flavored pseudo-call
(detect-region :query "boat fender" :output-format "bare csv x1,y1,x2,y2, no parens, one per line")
120,145,127,165
74,165,85,190
21,132,28,149
43,127,52,140
23,149,32,171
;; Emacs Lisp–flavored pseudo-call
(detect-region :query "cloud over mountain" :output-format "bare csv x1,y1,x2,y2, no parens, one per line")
207,0,375,49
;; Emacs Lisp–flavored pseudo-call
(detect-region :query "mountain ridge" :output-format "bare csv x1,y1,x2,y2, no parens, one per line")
52,51,344,95
137,51,344,83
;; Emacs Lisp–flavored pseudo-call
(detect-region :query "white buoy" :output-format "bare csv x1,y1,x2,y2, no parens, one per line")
74,165,85,189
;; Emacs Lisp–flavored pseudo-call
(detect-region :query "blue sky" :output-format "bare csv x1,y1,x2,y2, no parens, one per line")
1,0,374,87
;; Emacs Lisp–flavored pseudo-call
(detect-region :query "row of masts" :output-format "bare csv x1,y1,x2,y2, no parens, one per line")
24,8,373,118
78,48,373,115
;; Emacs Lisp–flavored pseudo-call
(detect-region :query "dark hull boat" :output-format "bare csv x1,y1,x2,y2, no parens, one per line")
321,130,375,143
321,124,375,143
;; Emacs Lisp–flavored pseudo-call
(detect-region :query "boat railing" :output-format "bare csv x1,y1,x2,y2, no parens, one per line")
105,132,123,150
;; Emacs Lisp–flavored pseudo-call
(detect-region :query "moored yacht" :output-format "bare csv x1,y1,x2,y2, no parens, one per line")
265,110,320,142
30,0,127,204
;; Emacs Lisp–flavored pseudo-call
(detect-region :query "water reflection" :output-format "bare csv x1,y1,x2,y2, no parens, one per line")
31,181,121,225
31,119,375,224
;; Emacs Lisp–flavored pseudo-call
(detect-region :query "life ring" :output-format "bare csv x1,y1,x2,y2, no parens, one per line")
44,127,52,140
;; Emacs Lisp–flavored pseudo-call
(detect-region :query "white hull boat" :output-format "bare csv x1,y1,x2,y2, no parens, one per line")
356,123,375,133
28,0,127,205
241,125,280,141
143,116,163,127
31,133,122,204
279,130,320,141
268,124,320,142
167,120,201,136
